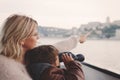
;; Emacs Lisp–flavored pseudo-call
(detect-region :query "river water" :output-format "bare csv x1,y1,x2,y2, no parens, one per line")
38,37,120,74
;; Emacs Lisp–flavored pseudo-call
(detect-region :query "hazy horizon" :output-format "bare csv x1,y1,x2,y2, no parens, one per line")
0,0,120,29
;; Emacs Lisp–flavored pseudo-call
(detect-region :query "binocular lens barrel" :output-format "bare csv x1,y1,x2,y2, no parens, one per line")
59,52,85,62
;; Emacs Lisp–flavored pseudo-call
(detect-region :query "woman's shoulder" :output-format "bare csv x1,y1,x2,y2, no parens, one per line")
0,55,28,72
0,55,19,66
0,55,13,65
0,55,23,73
0,55,32,80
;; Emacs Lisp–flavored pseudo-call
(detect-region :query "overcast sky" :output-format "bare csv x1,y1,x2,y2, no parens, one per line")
0,0,120,29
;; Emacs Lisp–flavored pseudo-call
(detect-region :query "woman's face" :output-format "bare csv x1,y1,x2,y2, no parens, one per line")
23,27,39,52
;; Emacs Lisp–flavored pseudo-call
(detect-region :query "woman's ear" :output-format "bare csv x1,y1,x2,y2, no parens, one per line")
20,39,25,45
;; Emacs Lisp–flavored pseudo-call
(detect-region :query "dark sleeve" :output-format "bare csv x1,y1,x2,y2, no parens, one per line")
41,61,85,80
64,61,85,80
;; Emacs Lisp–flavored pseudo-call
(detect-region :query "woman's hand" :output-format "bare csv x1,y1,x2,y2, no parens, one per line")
79,35,87,43
79,31,92,43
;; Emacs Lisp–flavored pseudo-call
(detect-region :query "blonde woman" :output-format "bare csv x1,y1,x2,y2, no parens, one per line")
0,14,86,80
0,14,39,80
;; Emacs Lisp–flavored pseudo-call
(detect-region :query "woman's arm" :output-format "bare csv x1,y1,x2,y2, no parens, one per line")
53,35,86,52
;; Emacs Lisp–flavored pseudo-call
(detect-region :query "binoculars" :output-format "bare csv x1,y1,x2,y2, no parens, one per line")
59,52,85,62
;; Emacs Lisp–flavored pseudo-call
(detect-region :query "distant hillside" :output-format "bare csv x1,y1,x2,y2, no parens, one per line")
38,23,120,40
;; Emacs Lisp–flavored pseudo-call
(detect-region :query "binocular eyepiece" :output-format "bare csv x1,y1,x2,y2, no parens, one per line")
59,52,85,62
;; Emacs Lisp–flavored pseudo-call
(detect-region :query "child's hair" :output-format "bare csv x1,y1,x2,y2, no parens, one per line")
24,45,59,65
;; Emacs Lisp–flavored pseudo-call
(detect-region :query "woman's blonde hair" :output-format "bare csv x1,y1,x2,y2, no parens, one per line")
0,14,38,61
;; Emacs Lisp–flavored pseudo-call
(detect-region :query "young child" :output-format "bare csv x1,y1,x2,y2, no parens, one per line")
24,45,85,80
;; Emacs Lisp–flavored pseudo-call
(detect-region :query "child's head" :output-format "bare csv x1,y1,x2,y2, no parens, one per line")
24,45,59,66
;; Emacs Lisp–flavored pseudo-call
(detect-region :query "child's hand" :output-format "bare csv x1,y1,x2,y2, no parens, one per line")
62,53,74,64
